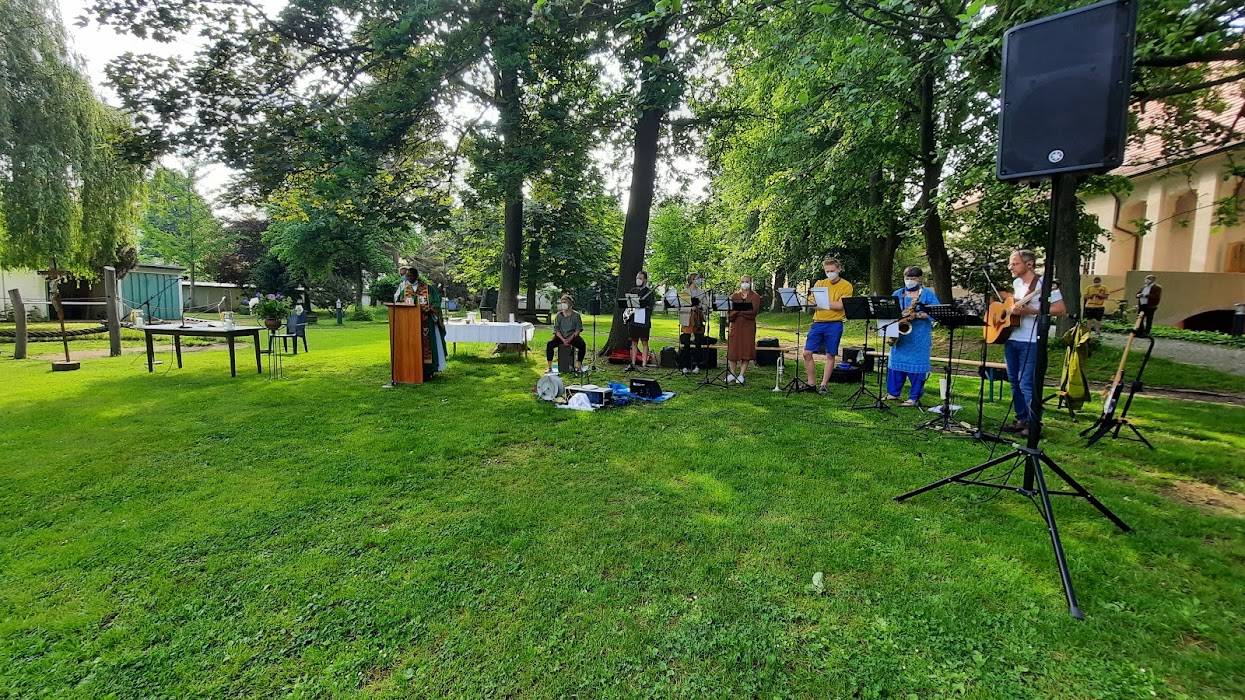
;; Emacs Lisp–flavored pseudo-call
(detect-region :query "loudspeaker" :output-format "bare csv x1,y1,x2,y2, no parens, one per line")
996,0,1137,181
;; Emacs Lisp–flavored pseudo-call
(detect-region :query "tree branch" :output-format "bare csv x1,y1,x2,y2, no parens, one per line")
1136,48,1245,68
1132,70,1245,100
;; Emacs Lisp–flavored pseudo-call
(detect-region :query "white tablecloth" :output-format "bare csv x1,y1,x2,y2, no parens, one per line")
444,321,535,344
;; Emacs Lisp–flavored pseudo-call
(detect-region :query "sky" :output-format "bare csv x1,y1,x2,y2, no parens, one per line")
56,0,710,214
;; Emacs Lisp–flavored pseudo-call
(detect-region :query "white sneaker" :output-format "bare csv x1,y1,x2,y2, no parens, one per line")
737,375,745,385
726,373,736,384
550,367,559,375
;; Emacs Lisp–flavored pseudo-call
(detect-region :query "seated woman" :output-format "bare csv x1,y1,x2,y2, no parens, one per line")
546,294,586,374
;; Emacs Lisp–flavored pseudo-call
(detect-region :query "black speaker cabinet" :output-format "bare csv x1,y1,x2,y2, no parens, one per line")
996,0,1137,181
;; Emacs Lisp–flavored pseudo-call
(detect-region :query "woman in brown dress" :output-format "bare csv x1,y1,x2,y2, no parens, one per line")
726,275,762,385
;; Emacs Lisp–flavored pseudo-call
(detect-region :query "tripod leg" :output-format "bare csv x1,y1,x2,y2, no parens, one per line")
1039,452,1132,533
1126,422,1154,450
894,450,1023,502
1029,455,1084,620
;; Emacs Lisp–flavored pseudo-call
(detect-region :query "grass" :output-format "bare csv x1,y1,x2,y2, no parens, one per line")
1,315,1243,697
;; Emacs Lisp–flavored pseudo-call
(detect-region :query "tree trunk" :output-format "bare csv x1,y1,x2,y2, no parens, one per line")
525,234,540,320
355,265,365,308
916,69,953,303
603,13,673,353
1051,175,1083,335
867,169,901,294
770,266,785,312
495,61,524,325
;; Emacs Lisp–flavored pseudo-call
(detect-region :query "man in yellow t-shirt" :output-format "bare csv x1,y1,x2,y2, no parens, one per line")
803,257,854,393
1082,276,1109,333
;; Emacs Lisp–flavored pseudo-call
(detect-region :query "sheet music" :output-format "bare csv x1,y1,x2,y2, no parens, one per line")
811,287,831,310
634,308,647,325
779,287,801,308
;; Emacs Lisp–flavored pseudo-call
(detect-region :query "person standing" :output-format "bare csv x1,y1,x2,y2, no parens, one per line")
726,275,762,385
885,267,939,406
1082,277,1109,333
803,257,853,393
679,273,711,373
1135,274,1161,336
546,294,585,374
626,270,655,371
394,268,448,378
1002,250,1066,437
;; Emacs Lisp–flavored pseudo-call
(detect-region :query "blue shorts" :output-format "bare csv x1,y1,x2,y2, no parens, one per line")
805,321,844,356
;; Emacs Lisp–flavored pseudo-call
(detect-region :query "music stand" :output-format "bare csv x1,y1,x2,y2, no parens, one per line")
582,287,604,375
697,294,752,389
914,304,983,434
778,288,815,395
842,296,898,412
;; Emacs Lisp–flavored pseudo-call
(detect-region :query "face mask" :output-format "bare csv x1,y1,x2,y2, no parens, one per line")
694,278,703,286
558,303,568,311
827,271,840,282
904,279,920,290
741,282,751,290
636,277,645,286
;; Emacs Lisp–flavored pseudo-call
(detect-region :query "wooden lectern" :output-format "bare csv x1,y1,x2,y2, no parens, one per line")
386,302,424,385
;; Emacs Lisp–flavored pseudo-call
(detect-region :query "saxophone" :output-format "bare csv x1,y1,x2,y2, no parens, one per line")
888,301,924,346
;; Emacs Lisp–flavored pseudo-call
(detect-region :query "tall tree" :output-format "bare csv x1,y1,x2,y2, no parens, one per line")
0,0,146,277
139,165,228,304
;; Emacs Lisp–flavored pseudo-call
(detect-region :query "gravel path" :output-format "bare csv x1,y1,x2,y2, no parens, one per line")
1099,333,1245,376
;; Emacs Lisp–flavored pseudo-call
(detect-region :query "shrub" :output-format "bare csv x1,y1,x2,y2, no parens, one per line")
253,293,292,319
1101,320,1245,348
349,305,373,322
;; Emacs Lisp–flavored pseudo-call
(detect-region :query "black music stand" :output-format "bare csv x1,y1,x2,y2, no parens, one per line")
778,288,816,395
915,304,983,435
582,287,604,375
698,294,752,390
843,296,898,412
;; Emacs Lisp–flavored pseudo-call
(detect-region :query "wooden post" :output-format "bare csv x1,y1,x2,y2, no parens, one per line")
103,266,122,357
7,289,27,359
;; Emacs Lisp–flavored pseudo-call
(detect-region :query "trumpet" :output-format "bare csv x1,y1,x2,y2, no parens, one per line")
888,302,924,346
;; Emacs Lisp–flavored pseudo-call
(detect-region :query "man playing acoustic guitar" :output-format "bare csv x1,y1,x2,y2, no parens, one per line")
1003,249,1066,437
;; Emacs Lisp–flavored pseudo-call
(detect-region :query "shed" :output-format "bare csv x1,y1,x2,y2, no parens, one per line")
122,264,186,322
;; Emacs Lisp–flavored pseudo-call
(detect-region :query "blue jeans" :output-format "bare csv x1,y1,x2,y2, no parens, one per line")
1004,340,1038,423
887,369,928,401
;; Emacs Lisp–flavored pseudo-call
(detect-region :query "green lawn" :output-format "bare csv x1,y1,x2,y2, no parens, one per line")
1,316,1243,697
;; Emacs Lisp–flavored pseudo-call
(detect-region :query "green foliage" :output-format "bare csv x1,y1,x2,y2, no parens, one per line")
0,0,147,276
139,166,229,276
252,293,291,319
348,304,373,321
368,274,402,306
1102,321,1245,349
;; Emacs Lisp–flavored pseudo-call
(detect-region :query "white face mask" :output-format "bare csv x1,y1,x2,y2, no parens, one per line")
741,282,751,290
558,302,568,311
694,277,703,286
635,277,645,286
826,271,840,282
904,278,920,290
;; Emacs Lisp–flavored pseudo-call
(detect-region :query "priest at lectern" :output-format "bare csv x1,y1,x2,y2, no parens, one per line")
394,268,448,377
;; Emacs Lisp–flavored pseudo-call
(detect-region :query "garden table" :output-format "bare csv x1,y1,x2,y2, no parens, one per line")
142,323,263,377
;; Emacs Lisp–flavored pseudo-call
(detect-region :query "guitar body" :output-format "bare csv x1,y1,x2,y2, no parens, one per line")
984,293,1022,344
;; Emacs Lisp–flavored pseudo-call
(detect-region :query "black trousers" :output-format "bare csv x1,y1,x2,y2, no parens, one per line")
546,336,587,362
678,333,713,368
1139,305,1156,336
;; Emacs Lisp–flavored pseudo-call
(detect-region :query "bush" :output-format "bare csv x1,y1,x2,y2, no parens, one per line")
369,274,401,307
349,305,373,322
1101,320,1245,348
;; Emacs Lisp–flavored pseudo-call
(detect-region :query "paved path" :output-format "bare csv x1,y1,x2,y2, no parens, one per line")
1099,333,1245,376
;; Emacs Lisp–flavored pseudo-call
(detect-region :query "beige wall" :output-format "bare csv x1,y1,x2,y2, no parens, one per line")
1124,270,1245,328
1084,151,1245,277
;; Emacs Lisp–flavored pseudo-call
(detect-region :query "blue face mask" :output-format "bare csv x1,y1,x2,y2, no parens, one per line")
904,279,920,290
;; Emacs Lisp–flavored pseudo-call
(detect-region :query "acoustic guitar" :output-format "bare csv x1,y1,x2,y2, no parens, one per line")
983,282,1043,344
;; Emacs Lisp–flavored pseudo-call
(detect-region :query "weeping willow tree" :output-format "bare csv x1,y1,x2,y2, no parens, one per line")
0,0,147,277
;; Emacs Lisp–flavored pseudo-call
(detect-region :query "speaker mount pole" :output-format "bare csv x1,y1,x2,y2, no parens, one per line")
894,173,1131,619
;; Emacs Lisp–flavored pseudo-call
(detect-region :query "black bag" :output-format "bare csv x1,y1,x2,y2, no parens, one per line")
660,346,679,368
756,337,780,367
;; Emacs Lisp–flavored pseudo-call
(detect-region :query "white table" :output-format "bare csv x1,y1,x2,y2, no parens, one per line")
444,321,535,355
